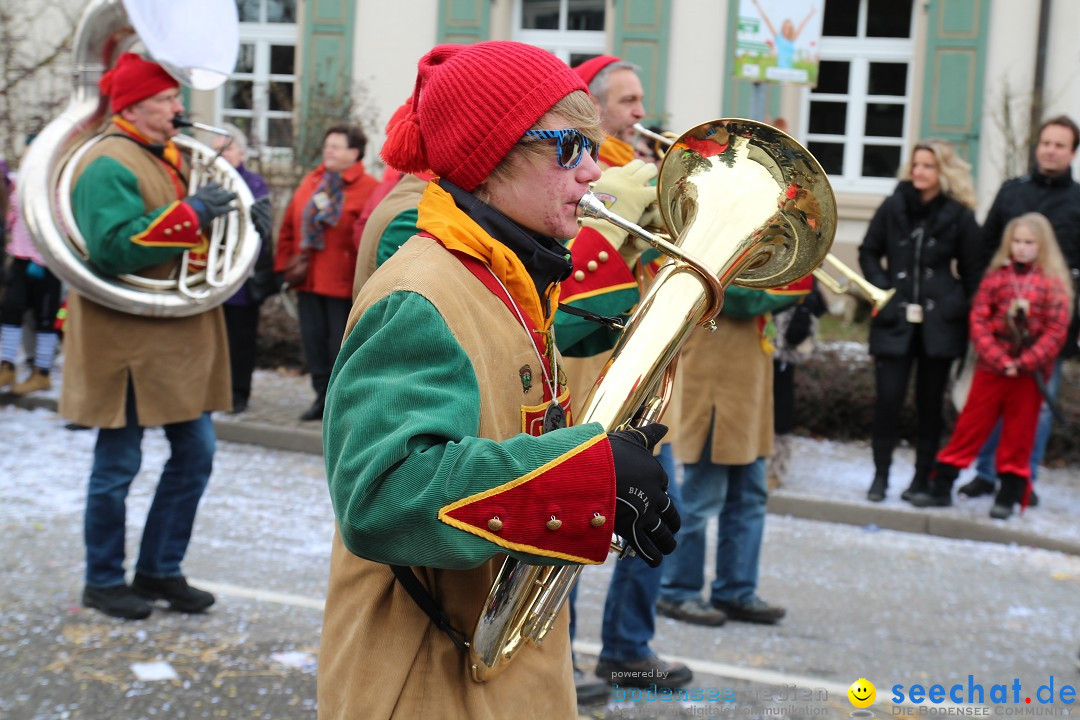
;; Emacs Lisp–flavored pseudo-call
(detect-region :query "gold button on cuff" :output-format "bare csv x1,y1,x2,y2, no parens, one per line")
174,224,183,231
590,514,607,528
546,516,563,531
598,251,609,263
163,228,173,236
487,517,503,533
183,220,192,228
574,270,585,282
587,260,598,272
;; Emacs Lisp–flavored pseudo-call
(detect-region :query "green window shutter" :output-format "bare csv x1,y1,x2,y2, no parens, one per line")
723,1,780,121
613,0,671,125
437,0,490,44
920,0,990,173
299,0,356,165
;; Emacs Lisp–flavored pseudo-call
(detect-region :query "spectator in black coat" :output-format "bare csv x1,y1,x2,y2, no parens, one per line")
859,139,983,503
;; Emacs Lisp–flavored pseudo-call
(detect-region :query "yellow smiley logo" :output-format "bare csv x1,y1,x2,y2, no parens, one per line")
848,678,876,708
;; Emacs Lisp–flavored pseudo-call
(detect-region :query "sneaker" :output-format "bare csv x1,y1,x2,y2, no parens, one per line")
574,667,610,706
595,654,693,689
957,476,995,498
83,584,152,620
132,573,215,613
656,596,727,626
712,596,786,625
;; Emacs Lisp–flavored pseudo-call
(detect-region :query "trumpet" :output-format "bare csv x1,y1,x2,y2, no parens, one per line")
813,253,896,315
633,123,679,160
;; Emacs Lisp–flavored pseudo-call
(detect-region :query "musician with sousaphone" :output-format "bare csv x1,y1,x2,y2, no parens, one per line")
61,52,238,620
318,41,680,719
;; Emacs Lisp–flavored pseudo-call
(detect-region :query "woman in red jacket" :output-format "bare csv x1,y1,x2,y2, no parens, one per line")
275,125,378,420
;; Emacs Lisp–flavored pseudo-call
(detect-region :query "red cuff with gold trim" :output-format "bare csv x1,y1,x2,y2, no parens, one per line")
560,226,638,303
438,433,617,564
132,201,202,248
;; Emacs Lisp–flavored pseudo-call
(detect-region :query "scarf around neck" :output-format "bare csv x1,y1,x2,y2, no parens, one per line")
598,134,635,168
301,169,345,250
416,182,563,330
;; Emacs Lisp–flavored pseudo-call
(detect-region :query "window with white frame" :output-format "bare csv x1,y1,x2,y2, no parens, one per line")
512,0,606,66
800,0,916,194
218,0,298,155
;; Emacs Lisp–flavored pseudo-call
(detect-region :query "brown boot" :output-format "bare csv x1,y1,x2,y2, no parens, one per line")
12,368,51,395
0,361,14,390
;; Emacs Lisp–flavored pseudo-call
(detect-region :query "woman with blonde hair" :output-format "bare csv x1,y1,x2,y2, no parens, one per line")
859,139,984,503
912,212,1072,518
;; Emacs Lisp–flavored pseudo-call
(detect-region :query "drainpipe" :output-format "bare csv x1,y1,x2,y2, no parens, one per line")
1029,0,1051,166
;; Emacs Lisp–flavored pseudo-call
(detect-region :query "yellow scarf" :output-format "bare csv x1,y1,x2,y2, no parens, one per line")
112,116,183,170
598,134,635,168
416,182,560,330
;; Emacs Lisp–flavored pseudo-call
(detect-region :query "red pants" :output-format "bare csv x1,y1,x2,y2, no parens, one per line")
937,369,1042,479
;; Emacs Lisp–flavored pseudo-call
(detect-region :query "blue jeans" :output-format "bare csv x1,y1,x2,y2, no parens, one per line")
973,360,1061,484
659,449,768,607
84,384,216,588
597,444,679,663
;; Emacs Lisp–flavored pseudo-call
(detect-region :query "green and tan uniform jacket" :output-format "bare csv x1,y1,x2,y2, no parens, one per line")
351,172,429,298
676,286,800,465
319,182,625,720
61,122,230,427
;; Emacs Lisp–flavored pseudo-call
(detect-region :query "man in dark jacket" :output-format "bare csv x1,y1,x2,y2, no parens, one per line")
961,115,1080,501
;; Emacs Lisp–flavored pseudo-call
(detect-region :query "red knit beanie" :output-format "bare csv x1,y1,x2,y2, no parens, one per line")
381,41,587,192
573,55,622,87
100,53,179,113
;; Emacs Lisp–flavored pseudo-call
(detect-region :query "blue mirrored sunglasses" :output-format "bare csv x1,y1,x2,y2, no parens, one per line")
520,128,601,169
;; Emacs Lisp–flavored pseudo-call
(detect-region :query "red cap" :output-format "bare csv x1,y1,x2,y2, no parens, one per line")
380,41,587,192
100,53,179,113
573,55,622,87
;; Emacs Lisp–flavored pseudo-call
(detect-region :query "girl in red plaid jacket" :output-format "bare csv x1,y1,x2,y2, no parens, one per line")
911,212,1073,518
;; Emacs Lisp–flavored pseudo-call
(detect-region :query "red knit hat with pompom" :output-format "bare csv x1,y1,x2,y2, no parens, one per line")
381,42,587,192
99,53,179,113
572,55,621,87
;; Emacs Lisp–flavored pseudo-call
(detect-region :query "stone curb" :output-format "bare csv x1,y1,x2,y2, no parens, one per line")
6,393,1077,557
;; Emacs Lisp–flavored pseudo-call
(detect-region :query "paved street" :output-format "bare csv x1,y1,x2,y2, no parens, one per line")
2,373,1079,719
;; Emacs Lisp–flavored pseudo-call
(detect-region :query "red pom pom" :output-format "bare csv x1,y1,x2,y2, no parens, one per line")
380,112,426,174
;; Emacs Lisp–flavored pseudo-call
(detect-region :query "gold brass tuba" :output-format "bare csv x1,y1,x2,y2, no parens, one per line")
19,0,258,317
469,119,837,680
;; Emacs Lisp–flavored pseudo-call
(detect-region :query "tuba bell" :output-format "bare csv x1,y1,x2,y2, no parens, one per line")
19,0,258,318
469,119,837,680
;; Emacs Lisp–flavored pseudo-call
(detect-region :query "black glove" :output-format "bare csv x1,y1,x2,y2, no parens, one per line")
610,423,680,568
250,196,273,240
184,182,238,230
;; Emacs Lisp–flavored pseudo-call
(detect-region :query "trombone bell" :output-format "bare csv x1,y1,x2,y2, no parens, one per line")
813,253,896,315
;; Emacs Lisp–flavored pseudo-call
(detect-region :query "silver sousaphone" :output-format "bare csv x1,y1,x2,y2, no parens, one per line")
19,0,258,317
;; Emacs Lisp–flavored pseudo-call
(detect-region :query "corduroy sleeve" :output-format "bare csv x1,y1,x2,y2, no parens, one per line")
72,156,200,276
375,208,420,269
323,291,616,570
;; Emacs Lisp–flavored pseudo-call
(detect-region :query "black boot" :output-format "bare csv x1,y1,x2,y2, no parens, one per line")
299,395,325,422
903,440,935,502
867,473,888,502
900,464,932,503
868,441,892,502
989,473,1027,520
958,475,996,498
910,462,959,508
